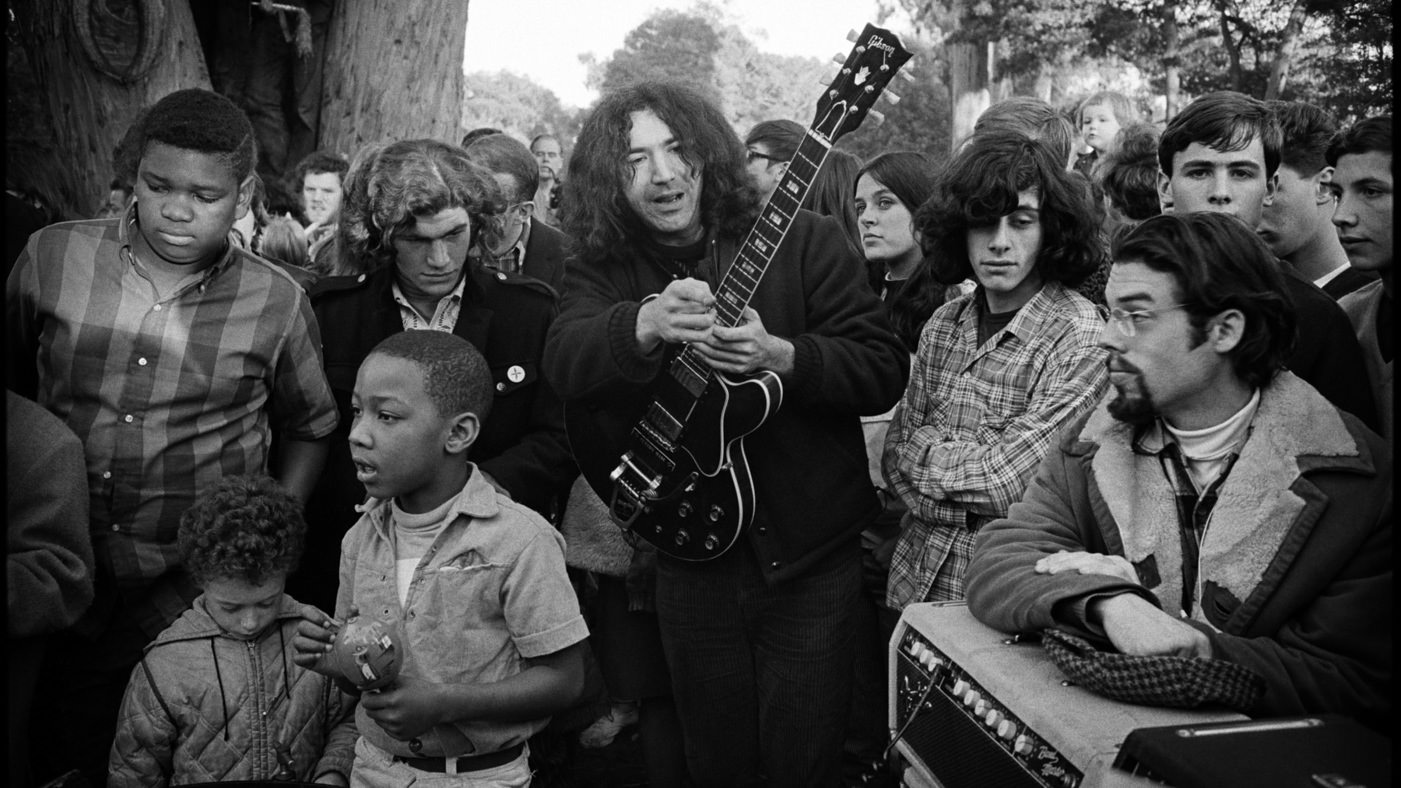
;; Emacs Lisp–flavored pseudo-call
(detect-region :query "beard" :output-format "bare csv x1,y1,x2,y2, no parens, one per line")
1105,354,1158,427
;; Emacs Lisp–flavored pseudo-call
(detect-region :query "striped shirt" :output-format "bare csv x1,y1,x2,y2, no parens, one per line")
6,214,338,631
883,281,1108,609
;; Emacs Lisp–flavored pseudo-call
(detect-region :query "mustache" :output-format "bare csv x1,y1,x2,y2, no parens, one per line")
1105,353,1141,376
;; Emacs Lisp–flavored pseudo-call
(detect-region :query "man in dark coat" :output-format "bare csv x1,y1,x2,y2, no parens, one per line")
289,139,576,614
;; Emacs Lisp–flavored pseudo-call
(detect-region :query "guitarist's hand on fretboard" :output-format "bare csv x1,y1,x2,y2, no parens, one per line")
635,277,717,352
691,307,795,377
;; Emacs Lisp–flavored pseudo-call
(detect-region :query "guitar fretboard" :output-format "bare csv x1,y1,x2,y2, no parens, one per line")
669,130,836,394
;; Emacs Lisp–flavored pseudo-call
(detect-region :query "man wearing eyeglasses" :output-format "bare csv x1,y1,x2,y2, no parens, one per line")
464,133,569,295
1154,91,1377,431
743,119,804,204
966,212,1391,730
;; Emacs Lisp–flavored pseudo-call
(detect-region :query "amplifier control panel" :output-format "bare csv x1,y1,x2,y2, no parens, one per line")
894,626,1083,788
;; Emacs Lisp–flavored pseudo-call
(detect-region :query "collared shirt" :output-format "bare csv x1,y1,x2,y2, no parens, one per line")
479,216,532,278
884,281,1108,609
6,212,338,630
392,274,466,332
340,467,589,758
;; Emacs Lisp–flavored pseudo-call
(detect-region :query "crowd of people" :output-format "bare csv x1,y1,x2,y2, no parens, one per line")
5,73,1391,788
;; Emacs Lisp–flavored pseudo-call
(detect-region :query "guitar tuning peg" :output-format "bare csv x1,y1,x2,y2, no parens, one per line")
832,52,847,65
897,70,916,84
846,29,859,43
884,91,902,105
868,109,887,127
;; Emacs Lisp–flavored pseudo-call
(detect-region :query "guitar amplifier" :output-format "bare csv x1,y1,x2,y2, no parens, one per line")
888,602,1246,788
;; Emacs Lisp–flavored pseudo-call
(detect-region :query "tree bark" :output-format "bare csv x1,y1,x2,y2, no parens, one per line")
1265,1,1308,100
1163,6,1181,121
318,0,470,155
1213,0,1245,92
12,0,211,216
948,40,991,152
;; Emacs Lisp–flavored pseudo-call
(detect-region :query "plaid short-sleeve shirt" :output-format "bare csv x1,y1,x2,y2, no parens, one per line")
6,214,338,630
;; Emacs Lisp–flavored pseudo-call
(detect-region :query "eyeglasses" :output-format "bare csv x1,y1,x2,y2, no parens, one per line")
746,150,785,165
1106,303,1191,337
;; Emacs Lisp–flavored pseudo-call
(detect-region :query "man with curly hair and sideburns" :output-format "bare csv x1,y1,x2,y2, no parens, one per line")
109,475,358,785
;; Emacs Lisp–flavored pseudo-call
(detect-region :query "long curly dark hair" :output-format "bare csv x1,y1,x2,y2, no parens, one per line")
562,82,761,266
917,130,1104,288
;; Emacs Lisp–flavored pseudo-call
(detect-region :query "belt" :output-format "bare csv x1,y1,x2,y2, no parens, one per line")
392,741,524,773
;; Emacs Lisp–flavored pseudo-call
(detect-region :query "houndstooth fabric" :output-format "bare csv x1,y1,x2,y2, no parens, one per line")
1042,628,1264,711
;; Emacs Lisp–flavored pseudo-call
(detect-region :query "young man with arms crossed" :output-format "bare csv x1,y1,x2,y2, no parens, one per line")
882,131,1109,611
543,81,908,786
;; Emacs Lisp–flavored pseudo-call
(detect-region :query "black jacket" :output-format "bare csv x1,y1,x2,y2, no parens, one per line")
544,211,909,584
289,262,576,611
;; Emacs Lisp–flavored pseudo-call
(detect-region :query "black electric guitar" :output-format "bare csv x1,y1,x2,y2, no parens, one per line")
567,23,914,561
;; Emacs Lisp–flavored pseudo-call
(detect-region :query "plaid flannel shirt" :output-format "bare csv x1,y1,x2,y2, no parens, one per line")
6,213,338,633
884,282,1108,608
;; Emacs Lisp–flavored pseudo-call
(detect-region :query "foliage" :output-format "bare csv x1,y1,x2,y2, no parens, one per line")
583,3,953,162
890,0,1391,123
461,70,582,142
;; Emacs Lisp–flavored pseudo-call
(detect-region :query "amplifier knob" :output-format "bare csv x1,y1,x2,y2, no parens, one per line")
997,720,1018,740
920,652,941,670
973,699,988,716
963,690,980,707
909,643,926,661
984,710,1003,728
1013,734,1033,756
951,679,970,697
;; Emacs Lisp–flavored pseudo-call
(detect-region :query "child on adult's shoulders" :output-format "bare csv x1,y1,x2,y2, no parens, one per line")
108,475,357,786
292,329,588,785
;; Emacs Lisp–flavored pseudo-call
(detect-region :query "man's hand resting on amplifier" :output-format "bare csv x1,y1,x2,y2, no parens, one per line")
1089,593,1212,659
1035,550,1139,584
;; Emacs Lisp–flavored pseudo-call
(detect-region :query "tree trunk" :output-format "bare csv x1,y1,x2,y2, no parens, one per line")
948,40,991,152
1265,1,1308,100
1163,7,1181,121
12,0,211,216
1214,0,1245,92
318,0,470,155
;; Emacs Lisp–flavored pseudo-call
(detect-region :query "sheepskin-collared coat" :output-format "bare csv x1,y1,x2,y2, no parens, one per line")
965,372,1392,729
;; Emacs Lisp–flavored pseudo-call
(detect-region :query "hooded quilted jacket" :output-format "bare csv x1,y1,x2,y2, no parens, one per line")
108,594,357,785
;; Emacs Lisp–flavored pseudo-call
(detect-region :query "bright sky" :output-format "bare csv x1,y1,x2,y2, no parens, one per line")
464,0,890,108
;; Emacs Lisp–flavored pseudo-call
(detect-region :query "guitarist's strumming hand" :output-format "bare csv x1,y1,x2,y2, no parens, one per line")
636,278,716,353
694,306,795,377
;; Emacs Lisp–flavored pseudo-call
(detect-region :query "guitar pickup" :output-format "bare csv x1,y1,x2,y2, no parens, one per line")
644,403,685,443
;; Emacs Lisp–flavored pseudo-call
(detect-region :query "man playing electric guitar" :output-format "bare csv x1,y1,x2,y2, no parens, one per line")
542,81,908,786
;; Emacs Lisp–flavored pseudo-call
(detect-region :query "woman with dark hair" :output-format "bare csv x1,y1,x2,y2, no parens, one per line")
855,151,948,352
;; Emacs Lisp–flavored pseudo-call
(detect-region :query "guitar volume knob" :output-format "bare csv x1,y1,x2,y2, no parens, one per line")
708,505,723,522
677,502,693,517
674,529,690,546
704,535,718,551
